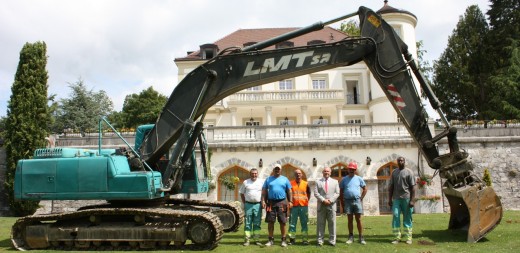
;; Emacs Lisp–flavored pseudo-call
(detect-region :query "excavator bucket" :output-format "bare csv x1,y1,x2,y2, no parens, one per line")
443,183,502,242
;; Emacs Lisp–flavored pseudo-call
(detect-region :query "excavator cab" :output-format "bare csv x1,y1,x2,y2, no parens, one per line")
135,124,210,194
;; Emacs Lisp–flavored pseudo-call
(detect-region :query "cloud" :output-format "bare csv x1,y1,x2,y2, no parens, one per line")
0,0,490,117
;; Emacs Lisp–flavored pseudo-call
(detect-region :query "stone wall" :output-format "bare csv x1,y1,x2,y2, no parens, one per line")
438,137,520,210
1,131,519,216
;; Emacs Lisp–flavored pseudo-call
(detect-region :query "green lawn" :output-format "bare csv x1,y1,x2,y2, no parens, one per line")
0,211,518,252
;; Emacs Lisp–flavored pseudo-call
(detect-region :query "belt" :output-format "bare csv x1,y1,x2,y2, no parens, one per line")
246,201,261,204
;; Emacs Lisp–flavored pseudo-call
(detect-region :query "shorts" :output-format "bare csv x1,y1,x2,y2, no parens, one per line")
265,199,287,223
344,198,363,214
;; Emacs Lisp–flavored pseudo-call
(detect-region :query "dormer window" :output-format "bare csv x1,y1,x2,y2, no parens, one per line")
243,41,257,47
275,41,294,49
199,43,218,59
307,40,325,46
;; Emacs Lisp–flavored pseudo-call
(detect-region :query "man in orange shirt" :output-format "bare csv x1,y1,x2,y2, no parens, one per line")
288,169,311,245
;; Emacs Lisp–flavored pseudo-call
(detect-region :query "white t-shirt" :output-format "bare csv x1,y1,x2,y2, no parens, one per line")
239,178,264,203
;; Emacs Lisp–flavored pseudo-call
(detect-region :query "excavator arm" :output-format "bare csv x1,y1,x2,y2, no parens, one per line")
139,6,501,242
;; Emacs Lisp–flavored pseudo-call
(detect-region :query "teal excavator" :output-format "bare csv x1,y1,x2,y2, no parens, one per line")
12,6,501,250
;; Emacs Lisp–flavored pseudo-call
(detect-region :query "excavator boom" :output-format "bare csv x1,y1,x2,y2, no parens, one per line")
139,6,502,242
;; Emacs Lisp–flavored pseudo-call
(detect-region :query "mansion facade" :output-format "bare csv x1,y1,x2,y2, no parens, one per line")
174,2,443,216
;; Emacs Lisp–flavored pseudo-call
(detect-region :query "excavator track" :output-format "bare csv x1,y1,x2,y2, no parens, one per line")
11,207,223,251
166,198,244,232
80,198,244,232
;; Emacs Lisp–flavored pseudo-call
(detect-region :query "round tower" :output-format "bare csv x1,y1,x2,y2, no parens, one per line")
377,0,418,59
367,1,419,123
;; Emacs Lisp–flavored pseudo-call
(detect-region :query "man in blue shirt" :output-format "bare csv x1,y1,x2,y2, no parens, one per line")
339,162,367,245
262,164,292,247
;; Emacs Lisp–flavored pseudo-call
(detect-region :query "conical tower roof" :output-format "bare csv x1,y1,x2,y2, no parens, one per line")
377,0,417,20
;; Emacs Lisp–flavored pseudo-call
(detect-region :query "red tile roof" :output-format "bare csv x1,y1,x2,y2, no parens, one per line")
175,26,348,61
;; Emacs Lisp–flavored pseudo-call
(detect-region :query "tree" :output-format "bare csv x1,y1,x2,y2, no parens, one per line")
121,86,167,129
485,0,520,119
106,111,125,129
486,0,520,70
432,5,491,120
4,41,50,216
416,40,433,82
489,44,520,118
54,80,113,134
340,19,360,37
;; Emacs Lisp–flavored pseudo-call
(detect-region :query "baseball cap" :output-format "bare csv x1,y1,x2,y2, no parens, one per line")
273,164,282,170
347,162,358,170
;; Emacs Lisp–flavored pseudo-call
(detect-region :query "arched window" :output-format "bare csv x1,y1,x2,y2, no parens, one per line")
377,162,399,213
218,166,250,201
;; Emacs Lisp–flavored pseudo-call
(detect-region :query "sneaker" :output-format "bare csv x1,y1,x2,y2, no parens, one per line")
265,240,274,247
359,236,366,245
289,238,295,245
317,242,323,247
243,241,250,246
281,240,288,247
254,241,263,246
391,239,400,244
346,235,354,244
406,240,412,245
302,240,309,245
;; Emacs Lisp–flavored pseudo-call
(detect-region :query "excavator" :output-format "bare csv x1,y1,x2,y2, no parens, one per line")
11,6,502,250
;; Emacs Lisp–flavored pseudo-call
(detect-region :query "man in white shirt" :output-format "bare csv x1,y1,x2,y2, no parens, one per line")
239,168,264,246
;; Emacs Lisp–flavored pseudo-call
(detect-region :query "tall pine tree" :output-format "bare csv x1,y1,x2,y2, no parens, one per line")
486,0,520,119
432,5,491,120
4,41,50,216
486,0,520,69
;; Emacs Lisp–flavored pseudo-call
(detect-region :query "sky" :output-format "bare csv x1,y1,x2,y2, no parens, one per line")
0,0,492,118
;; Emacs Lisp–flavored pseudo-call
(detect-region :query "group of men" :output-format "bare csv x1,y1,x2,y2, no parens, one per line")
238,157,416,247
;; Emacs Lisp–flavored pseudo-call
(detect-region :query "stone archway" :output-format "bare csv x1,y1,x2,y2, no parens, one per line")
376,161,399,214
324,156,358,214
374,154,418,214
267,156,310,180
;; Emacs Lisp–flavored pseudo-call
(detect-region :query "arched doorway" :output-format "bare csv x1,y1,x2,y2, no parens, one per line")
218,166,249,201
269,164,307,181
377,162,399,214
331,163,348,214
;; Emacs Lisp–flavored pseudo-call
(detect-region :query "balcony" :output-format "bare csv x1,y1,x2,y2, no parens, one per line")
227,89,344,104
205,123,409,142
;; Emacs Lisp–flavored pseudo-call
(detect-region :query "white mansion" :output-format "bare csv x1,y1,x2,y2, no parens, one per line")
174,2,442,216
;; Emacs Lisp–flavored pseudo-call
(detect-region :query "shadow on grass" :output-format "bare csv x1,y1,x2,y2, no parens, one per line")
0,238,15,250
417,229,468,242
